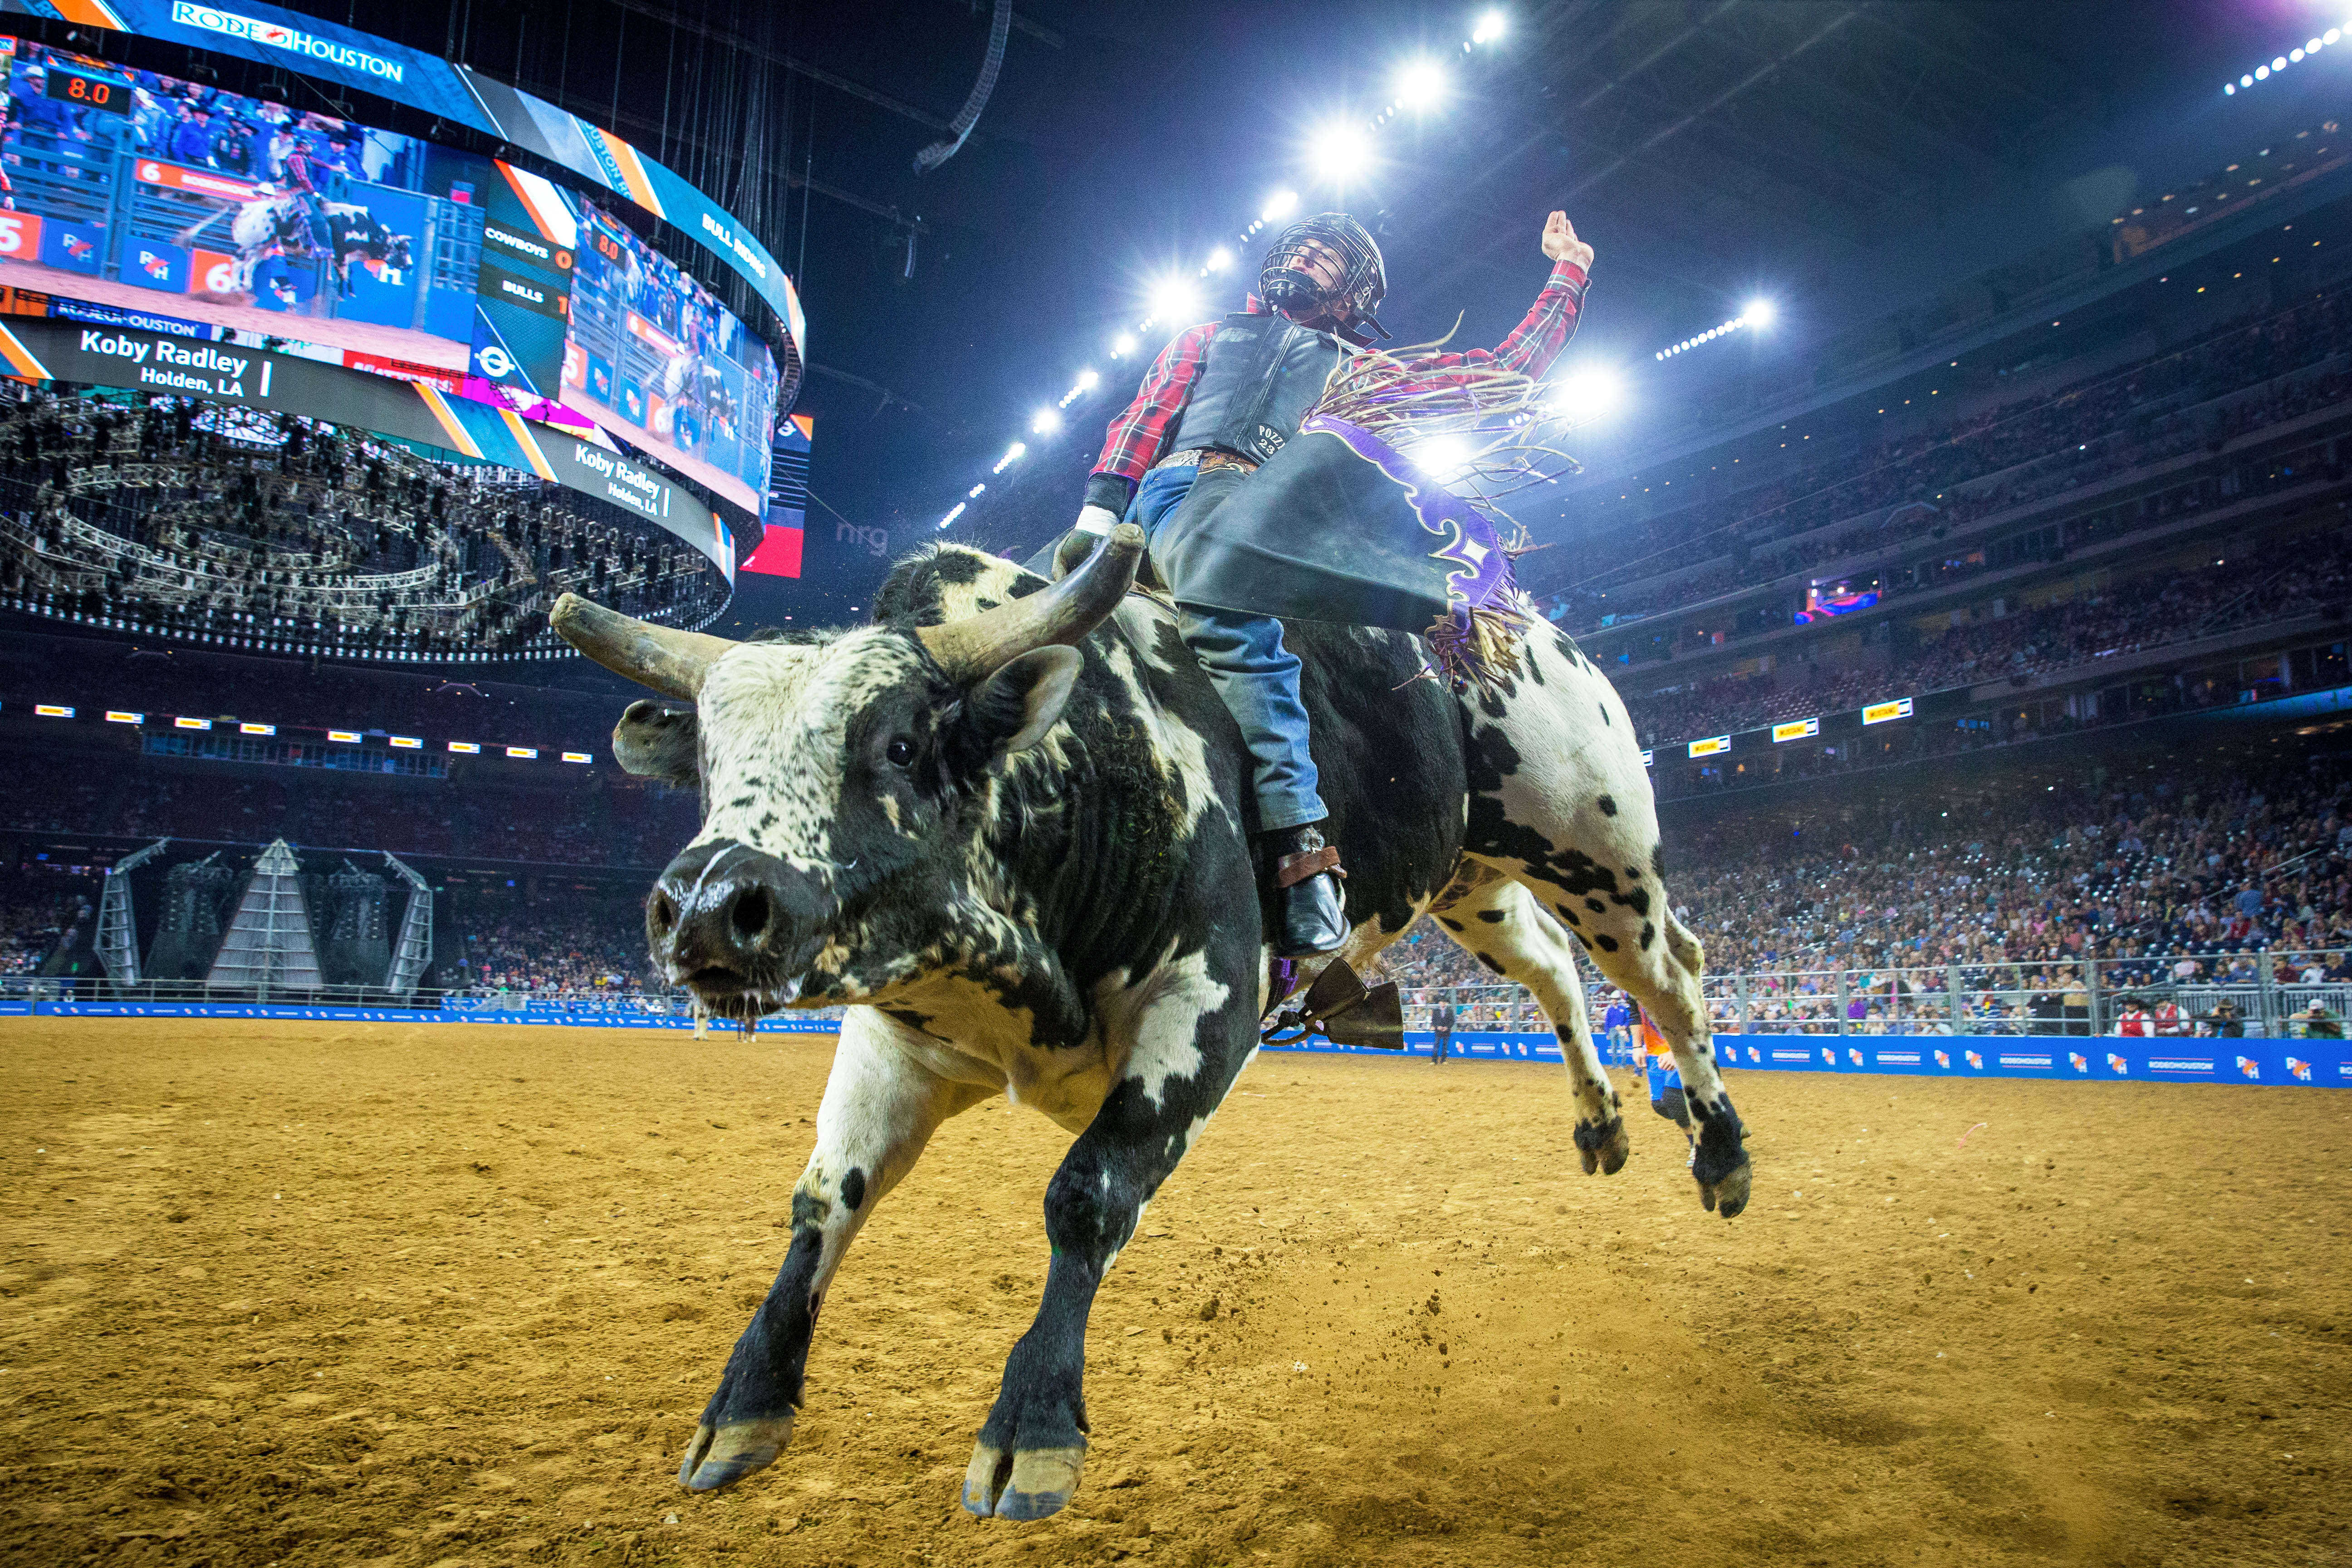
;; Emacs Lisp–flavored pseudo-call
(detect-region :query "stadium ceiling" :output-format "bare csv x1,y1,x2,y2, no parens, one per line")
1380,0,2119,323
301,0,2302,613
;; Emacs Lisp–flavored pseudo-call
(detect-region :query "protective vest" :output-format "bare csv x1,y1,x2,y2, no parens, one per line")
1168,313,1348,465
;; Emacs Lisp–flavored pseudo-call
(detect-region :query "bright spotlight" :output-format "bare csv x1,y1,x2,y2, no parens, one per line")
1111,333,1138,358
1410,432,1477,480
1309,122,1368,181
1261,188,1299,223
1743,297,1778,329
1205,246,1235,272
1395,59,1449,110
1074,368,1100,392
1551,365,1621,423
1471,10,1507,44
993,441,1027,474
1149,275,1200,323
967,482,986,498
1031,409,1063,436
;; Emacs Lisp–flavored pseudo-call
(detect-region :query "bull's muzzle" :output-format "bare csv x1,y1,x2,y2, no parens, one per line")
648,840,828,1007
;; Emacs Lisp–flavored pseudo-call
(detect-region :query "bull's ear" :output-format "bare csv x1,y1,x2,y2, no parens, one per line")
957,646,1082,760
612,699,699,784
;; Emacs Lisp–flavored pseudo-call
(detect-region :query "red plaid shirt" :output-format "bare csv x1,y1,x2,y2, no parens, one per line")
1092,259,1590,490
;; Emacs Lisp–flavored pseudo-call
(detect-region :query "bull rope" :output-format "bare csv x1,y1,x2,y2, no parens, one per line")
1308,325,1578,692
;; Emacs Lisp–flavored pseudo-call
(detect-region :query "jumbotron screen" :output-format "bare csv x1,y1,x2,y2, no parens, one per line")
0,37,779,518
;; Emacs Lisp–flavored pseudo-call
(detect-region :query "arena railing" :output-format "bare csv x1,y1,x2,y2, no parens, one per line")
12,965,2342,1042
0,975,850,1022
1398,953,2352,1044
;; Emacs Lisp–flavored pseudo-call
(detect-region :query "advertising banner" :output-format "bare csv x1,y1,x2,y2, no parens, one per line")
0,0,803,348
0,37,777,515
0,310,733,574
740,411,810,578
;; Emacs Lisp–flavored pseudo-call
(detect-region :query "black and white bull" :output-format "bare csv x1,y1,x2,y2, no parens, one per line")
548,523,1753,1520
316,202,412,299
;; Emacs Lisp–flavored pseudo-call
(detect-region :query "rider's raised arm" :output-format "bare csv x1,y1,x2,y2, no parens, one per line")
1406,210,1594,382
1083,321,1218,516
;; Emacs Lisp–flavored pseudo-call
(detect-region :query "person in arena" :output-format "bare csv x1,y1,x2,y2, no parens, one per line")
1063,209,1593,954
1640,1006,1696,1165
1430,996,1455,1065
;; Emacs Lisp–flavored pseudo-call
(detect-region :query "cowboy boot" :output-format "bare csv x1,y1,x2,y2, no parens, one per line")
1264,822,1348,956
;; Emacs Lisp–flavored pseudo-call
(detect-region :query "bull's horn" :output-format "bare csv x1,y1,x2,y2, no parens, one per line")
916,522,1145,680
549,593,737,700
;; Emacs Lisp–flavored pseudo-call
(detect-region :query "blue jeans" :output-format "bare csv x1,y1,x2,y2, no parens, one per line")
1127,463,1326,832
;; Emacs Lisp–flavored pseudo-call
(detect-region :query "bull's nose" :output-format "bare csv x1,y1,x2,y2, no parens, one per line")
651,840,799,985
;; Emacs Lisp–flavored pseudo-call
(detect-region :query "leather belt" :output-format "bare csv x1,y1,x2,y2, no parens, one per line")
1154,448,1259,475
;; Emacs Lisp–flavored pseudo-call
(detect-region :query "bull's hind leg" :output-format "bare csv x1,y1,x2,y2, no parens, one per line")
679,1010,992,1491
1461,642,1752,1217
1580,906,1751,1217
1429,864,1628,1174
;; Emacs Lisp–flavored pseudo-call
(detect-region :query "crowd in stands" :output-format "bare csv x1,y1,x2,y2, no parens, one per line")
455,905,654,996
1620,525,2352,746
1376,755,2352,1035
0,887,82,975
1537,289,2352,633
0,388,729,662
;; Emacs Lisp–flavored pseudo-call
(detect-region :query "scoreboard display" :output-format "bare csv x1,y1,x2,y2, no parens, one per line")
43,63,130,115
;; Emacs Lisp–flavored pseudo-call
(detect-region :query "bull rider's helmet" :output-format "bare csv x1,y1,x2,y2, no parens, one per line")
1258,212,1389,340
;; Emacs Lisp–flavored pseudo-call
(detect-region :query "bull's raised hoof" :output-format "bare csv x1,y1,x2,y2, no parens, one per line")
961,1441,1085,1520
1691,1093,1751,1219
676,1414,795,1491
1574,1112,1631,1176
1699,1159,1752,1220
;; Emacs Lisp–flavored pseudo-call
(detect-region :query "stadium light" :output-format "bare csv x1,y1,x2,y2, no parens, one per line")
1409,432,1477,481
1309,122,1369,181
936,5,1514,534
967,482,986,498
1031,409,1062,436
1743,297,1778,329
994,442,1026,473
2226,26,2341,91
1149,274,1200,324
939,501,968,529
1550,364,1623,423
1395,59,1450,111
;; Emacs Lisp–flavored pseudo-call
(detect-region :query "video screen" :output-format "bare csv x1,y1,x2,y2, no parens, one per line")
0,37,776,515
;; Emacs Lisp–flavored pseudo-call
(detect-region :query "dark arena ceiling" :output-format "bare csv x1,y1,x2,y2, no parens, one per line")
0,0,2332,643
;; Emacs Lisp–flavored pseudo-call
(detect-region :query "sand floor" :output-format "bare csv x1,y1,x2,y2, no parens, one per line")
0,1018,2345,1567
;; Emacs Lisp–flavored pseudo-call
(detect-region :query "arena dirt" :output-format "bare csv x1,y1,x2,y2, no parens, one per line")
1,1019,2345,1568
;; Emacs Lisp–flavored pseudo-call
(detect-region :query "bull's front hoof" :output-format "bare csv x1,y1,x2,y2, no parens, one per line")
961,1440,1085,1519
677,1415,794,1491
1698,1160,1751,1220
1574,1114,1630,1176
961,1443,1010,1517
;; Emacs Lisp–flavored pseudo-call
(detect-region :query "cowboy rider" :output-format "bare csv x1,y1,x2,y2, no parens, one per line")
1068,209,1593,955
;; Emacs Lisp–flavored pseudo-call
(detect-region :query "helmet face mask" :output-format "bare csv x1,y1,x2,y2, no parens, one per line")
1259,213,1388,339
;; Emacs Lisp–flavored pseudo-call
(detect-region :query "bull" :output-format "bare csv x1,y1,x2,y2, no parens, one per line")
549,522,1752,1520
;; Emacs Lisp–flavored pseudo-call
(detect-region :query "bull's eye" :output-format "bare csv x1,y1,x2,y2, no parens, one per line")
885,736,917,768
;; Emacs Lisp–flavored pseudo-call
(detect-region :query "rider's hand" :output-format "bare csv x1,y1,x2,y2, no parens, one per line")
1054,507,1119,579
1542,211,1594,271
